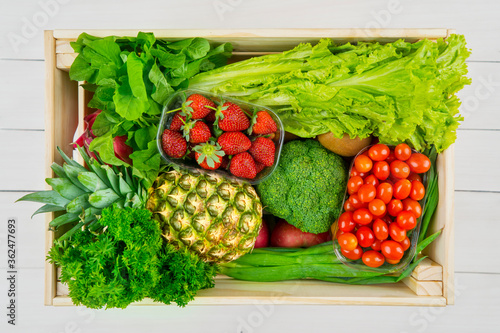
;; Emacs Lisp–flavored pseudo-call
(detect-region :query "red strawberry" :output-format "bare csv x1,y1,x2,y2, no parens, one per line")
250,110,277,135
205,110,216,123
217,132,251,155
161,129,187,158
248,137,275,167
187,143,197,159
216,102,250,132
230,152,257,179
255,161,266,174
186,94,216,119
187,121,211,144
220,155,230,170
169,112,186,131
193,142,225,170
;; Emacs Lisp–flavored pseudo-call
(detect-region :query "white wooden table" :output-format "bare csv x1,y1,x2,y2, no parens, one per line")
1,1,499,332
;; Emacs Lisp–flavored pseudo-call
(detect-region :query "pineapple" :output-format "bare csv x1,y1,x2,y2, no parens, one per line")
18,147,263,263
147,170,263,262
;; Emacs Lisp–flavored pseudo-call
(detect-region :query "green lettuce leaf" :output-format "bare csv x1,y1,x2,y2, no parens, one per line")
190,35,470,152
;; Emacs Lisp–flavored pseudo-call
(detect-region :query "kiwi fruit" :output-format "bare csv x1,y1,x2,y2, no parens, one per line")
317,132,372,157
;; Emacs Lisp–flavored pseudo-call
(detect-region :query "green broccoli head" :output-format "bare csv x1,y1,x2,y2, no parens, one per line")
257,139,348,234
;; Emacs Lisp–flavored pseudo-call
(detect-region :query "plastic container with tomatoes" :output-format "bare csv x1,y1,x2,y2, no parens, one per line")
331,143,431,273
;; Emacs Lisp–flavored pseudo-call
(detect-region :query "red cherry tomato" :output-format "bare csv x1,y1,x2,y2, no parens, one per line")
354,155,373,173
396,211,417,230
368,199,387,217
341,245,363,260
356,226,375,248
407,153,431,173
338,232,358,251
400,236,411,251
353,208,373,225
349,194,366,209
386,151,396,164
347,176,364,195
381,240,404,260
373,161,390,180
390,160,411,179
394,143,412,161
371,239,382,251
362,250,385,268
338,212,356,232
368,144,390,161
410,180,425,201
344,199,355,212
358,184,376,203
402,198,422,218
407,173,422,183
336,229,345,239
364,175,380,188
387,199,403,216
393,179,411,200
389,223,406,242
373,218,389,241
377,183,393,204
350,168,368,178
381,214,393,225
386,258,400,265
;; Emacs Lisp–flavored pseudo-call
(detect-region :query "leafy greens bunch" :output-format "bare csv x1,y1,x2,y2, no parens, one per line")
48,205,217,309
189,35,471,152
70,32,232,187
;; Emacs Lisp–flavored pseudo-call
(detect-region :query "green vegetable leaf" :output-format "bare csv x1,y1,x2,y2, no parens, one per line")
125,53,148,102
148,62,173,105
89,133,129,166
130,140,161,173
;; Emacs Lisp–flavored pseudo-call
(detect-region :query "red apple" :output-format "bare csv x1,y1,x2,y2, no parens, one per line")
254,218,270,248
270,219,331,248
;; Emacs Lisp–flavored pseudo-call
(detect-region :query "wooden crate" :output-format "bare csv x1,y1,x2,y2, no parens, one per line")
44,29,455,307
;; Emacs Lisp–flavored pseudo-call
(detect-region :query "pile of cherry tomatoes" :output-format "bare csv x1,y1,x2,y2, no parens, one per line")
334,143,431,268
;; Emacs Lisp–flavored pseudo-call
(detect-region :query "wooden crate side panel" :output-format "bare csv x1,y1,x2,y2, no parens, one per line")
55,279,446,306
53,28,452,47
45,30,80,305
424,146,455,304
44,30,55,306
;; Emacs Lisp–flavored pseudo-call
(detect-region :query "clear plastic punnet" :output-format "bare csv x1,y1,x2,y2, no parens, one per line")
156,89,284,185
332,144,430,274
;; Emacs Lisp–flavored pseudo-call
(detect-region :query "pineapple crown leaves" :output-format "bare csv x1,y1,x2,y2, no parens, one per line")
17,146,147,239
193,141,225,169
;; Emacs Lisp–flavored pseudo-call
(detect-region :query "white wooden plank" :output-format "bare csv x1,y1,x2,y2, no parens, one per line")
0,130,45,191
0,192,46,269
454,130,500,192
0,60,45,130
455,191,500,273
459,62,500,130
0,0,498,61
0,269,497,332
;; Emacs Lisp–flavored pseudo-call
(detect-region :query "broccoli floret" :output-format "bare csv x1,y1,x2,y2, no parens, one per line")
257,140,348,234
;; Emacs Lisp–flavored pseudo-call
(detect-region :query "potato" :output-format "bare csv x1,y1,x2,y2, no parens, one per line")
317,132,372,157
270,219,331,248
